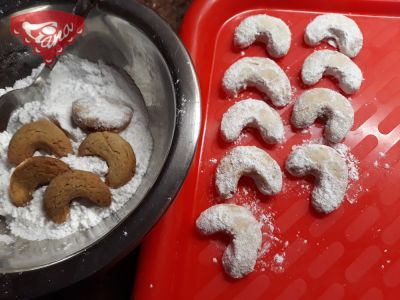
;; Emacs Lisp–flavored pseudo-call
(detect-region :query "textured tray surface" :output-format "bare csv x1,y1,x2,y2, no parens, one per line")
134,1,400,299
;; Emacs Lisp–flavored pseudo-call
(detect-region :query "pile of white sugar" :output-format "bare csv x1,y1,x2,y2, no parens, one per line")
0,54,153,241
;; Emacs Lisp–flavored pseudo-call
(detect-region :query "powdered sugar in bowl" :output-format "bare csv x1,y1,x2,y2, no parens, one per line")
0,1,200,297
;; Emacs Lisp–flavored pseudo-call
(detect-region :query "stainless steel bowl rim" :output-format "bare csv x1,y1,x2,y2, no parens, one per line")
0,0,201,298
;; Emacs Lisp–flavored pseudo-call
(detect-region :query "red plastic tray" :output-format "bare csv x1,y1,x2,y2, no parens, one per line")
134,0,400,299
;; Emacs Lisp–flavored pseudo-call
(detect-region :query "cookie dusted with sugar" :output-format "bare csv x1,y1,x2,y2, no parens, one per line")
221,99,284,144
286,144,348,214
291,88,354,143
301,50,363,94
223,57,292,107
72,97,133,132
304,13,363,58
234,14,291,58
196,204,262,279
216,146,282,199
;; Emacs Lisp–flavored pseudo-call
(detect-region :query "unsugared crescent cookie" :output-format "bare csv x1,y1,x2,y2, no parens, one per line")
223,57,292,107
196,204,262,279
301,50,363,94
221,99,284,144
291,88,354,143
216,146,282,199
286,144,348,213
234,14,291,58
43,170,112,224
304,13,363,58
78,132,136,188
7,120,72,166
9,157,70,207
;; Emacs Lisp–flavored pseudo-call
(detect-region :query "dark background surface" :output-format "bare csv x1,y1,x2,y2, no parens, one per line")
37,0,191,299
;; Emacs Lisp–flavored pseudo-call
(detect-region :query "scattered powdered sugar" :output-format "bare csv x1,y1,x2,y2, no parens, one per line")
373,152,391,170
301,129,310,134
209,158,218,165
0,234,14,245
331,143,359,181
238,198,288,274
0,54,153,240
274,253,285,264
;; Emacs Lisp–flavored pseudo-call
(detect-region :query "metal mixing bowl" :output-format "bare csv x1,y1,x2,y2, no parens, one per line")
0,0,200,298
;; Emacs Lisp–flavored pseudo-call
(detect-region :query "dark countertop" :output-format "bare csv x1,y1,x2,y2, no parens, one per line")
138,0,191,31
38,1,191,299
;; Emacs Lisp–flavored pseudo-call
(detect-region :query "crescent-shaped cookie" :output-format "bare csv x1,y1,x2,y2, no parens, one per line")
304,13,363,58
291,88,354,143
221,99,284,144
8,120,72,166
301,50,363,94
234,14,291,58
223,57,292,107
196,204,262,279
43,170,112,224
9,157,71,207
286,144,348,213
216,146,282,199
78,132,136,188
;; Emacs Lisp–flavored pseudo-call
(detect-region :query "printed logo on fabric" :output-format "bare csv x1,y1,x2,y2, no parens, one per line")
10,10,84,64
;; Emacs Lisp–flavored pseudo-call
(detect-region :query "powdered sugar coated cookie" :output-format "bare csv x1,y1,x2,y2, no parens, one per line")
216,146,282,199
301,50,363,94
304,13,363,58
291,88,354,143
286,144,348,213
223,57,292,107
234,14,291,58
196,204,262,279
72,97,133,132
221,99,284,144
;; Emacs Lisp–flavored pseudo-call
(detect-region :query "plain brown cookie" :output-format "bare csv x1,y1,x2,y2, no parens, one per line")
43,170,112,224
8,120,73,166
78,132,136,188
9,157,71,207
